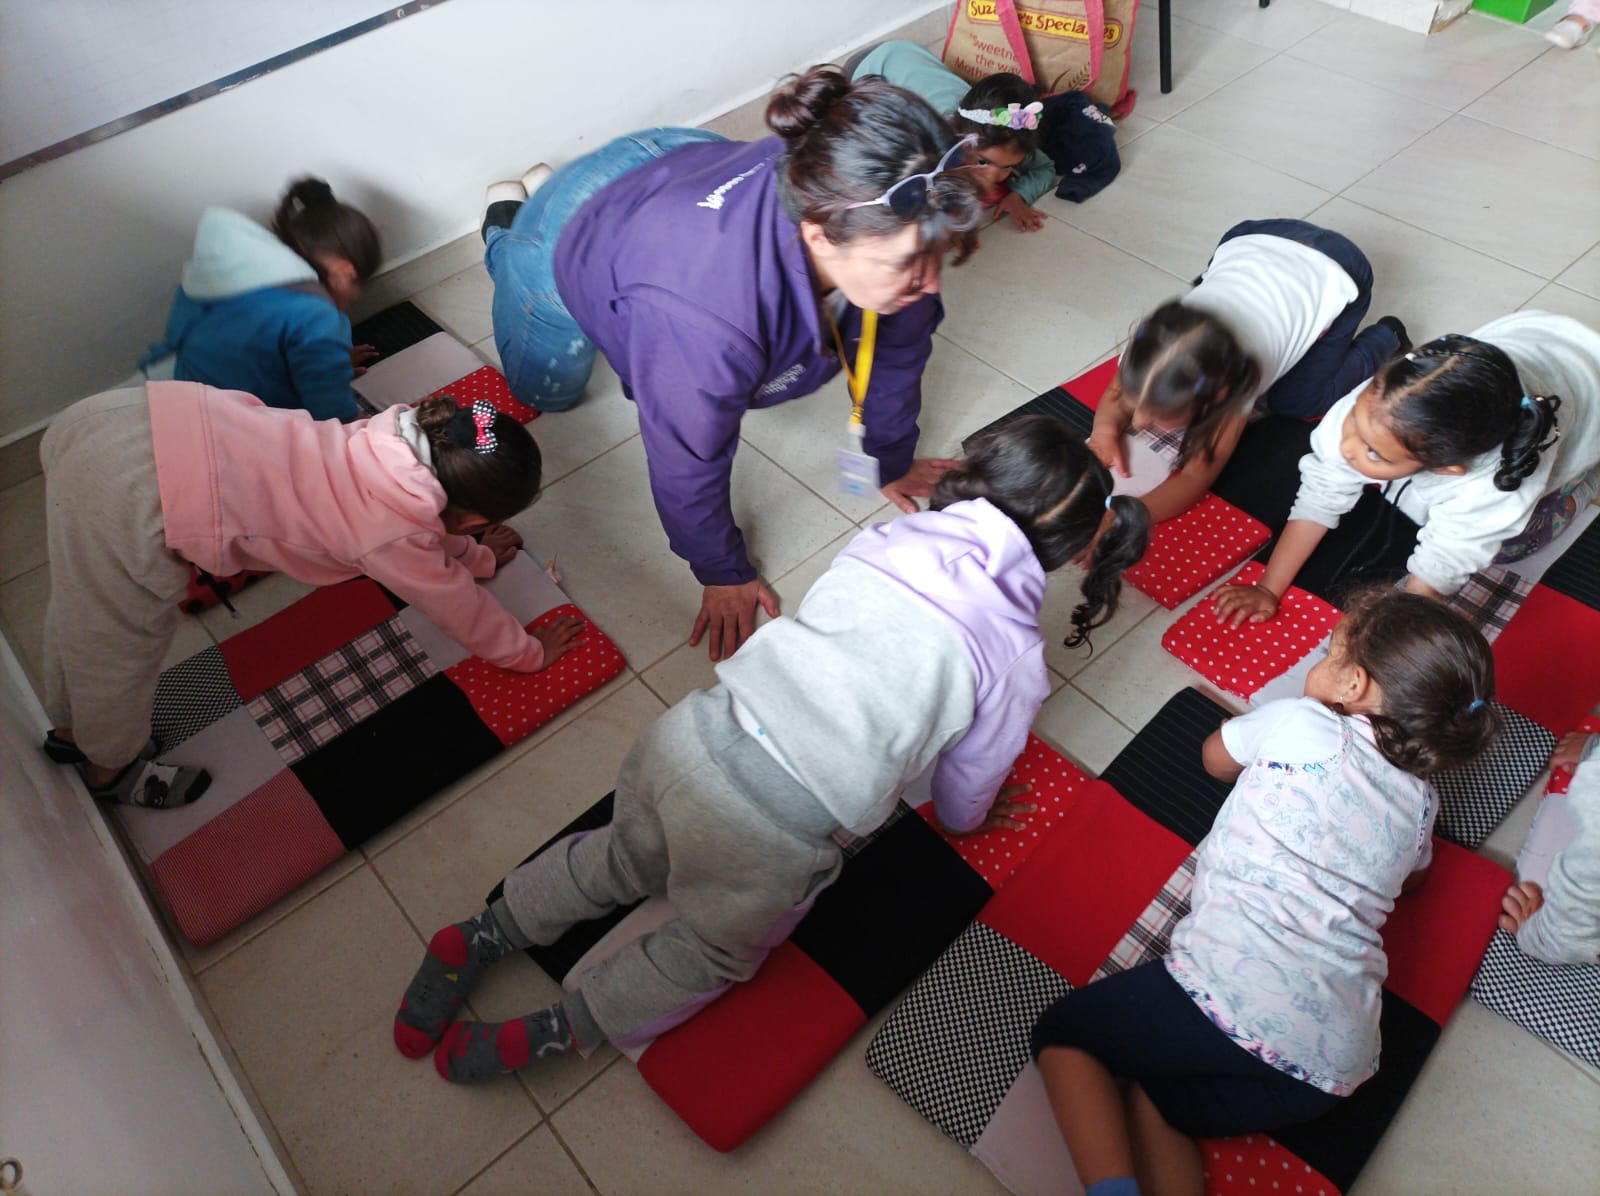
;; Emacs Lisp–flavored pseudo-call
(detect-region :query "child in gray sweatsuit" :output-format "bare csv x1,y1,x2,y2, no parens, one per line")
392,417,1150,1082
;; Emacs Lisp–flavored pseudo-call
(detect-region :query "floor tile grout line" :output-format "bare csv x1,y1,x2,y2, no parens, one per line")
446,1124,545,1196
545,1096,608,1192
1454,47,1600,164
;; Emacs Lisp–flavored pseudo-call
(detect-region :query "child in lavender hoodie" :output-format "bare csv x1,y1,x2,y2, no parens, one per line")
394,415,1151,1082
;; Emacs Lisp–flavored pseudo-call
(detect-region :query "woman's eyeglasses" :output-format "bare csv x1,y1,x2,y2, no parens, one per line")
844,134,978,219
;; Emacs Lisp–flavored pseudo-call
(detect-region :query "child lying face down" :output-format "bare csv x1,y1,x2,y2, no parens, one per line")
393,417,1151,1082
1499,729,1600,967
1031,589,1496,1196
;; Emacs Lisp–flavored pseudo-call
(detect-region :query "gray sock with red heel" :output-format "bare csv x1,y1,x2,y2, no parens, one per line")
393,906,517,1058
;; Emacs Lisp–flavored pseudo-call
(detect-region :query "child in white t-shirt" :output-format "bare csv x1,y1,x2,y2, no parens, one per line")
1031,588,1497,1196
1500,730,1600,966
1089,218,1407,524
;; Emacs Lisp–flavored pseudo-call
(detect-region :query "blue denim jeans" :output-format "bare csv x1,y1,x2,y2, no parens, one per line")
1215,218,1397,420
484,127,727,412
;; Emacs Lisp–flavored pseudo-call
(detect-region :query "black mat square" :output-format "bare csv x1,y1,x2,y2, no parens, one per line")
1097,688,1235,847
1539,513,1600,613
350,300,445,360
487,793,650,983
292,673,501,847
964,386,1094,451
789,814,994,1017
1211,415,1313,528
1274,991,1441,1194
1266,486,1421,607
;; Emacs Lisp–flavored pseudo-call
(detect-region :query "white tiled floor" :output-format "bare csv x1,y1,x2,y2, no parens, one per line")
4,3,1599,1192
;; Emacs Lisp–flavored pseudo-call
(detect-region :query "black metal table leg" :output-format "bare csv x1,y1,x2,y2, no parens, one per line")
1159,0,1172,94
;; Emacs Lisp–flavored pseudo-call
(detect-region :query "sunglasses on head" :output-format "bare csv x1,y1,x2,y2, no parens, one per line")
844,134,978,219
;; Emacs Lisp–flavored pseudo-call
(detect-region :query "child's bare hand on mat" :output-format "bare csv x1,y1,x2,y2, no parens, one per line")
533,615,587,667
350,343,380,376
949,783,1036,835
1498,880,1544,933
996,193,1046,232
1215,582,1279,627
882,458,961,514
1087,427,1130,478
481,524,524,568
1551,730,1593,771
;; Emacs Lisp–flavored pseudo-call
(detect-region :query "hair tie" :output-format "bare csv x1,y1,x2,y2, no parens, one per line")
957,100,1043,131
1194,372,1207,394
1520,395,1534,411
1104,494,1114,511
448,399,499,454
1466,699,1485,714
1404,351,1416,362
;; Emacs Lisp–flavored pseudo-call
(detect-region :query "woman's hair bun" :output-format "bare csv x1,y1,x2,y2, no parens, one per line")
284,176,336,211
766,65,852,144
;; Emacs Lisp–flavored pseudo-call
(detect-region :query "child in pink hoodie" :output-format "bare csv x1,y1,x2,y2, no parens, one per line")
39,382,581,808
391,415,1151,1084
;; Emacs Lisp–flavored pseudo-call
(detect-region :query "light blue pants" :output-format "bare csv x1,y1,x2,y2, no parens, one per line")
484,127,727,411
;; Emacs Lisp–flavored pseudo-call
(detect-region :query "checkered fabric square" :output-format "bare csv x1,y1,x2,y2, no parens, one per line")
152,645,243,752
1432,704,1556,848
1471,929,1600,1071
1093,853,1198,980
248,617,436,764
1445,568,1535,642
866,922,1070,1148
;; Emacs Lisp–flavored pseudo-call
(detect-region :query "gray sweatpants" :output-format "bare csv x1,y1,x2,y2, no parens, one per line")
496,685,843,1051
40,388,191,767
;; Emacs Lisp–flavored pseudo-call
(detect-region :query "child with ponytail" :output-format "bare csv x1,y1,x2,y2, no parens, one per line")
392,415,1150,1084
850,41,1052,231
1034,588,1498,1196
38,382,578,808
139,177,382,422
1090,219,1408,524
1217,311,1600,625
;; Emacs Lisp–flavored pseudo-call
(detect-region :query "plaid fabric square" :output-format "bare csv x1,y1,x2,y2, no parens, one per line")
1471,929,1600,1071
151,645,242,752
1445,567,1534,642
1432,703,1555,847
248,617,436,764
1093,853,1198,979
866,921,1071,1148
1142,425,1186,462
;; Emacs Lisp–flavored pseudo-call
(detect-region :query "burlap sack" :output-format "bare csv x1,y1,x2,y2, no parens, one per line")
942,0,1140,115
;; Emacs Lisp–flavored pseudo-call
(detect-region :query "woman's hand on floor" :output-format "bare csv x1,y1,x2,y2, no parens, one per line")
881,458,961,514
691,579,780,662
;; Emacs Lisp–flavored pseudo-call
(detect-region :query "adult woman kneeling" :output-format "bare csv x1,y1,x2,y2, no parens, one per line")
482,66,984,660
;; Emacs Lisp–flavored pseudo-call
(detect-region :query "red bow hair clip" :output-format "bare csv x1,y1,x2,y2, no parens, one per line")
468,399,498,454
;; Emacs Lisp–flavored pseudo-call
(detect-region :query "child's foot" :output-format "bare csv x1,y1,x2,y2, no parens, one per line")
1375,314,1411,357
434,1007,574,1083
83,759,210,808
481,180,526,242
43,730,157,765
393,907,514,1057
1546,15,1591,49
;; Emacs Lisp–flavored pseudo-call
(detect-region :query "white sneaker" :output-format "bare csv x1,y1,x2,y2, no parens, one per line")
485,179,527,206
1546,15,1592,49
520,163,554,197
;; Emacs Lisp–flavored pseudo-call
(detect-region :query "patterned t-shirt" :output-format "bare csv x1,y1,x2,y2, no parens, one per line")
1165,698,1435,1095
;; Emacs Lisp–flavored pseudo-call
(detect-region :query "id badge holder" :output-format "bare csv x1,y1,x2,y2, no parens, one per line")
836,422,879,499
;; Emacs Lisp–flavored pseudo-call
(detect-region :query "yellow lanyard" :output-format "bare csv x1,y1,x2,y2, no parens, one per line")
824,306,878,431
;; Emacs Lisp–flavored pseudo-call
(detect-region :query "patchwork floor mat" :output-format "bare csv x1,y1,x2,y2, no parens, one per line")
1470,715,1600,1071
971,362,1268,610
869,688,1511,1196
126,556,626,945
492,734,1097,1152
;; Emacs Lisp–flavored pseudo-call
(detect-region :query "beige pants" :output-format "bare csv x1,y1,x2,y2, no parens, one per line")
40,388,191,767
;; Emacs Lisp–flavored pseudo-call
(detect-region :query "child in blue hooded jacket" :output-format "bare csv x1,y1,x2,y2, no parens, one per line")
139,177,381,422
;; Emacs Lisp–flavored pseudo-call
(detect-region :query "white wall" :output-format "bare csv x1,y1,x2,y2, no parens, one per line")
0,0,944,440
0,637,295,1196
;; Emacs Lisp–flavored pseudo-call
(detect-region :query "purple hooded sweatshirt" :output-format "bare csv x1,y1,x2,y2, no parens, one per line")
554,136,942,586
714,499,1050,835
